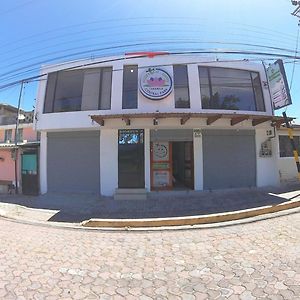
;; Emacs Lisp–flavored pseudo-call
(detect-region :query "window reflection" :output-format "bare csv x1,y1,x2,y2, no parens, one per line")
118,129,144,144
199,67,265,112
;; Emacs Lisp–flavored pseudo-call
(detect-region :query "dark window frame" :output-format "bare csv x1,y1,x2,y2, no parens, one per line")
199,66,266,112
98,67,113,110
17,128,23,142
174,64,190,109
4,129,12,142
43,67,113,113
122,65,138,109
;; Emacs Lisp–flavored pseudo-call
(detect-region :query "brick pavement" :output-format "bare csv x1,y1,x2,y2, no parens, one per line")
0,212,299,299
0,184,299,222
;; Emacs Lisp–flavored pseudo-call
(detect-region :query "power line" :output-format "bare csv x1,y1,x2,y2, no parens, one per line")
289,22,300,90
0,49,299,92
0,39,299,84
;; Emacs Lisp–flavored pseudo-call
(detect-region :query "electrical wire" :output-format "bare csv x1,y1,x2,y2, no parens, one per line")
0,49,299,92
0,38,299,84
289,21,300,90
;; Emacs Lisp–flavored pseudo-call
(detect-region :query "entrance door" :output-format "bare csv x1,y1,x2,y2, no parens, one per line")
21,150,39,195
172,141,194,189
151,142,173,190
118,129,145,188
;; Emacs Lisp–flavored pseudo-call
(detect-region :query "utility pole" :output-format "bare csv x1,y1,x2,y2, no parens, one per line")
14,80,24,194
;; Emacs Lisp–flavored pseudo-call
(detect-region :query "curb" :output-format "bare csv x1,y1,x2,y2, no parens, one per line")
81,199,300,228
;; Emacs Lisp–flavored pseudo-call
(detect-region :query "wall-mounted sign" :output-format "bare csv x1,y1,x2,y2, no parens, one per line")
267,59,292,110
139,68,172,100
152,142,169,161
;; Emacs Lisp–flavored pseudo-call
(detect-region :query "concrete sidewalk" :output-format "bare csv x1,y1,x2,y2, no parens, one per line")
0,183,299,225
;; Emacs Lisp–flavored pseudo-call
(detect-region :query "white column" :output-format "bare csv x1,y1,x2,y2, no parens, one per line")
193,130,203,190
110,62,123,113
100,129,118,196
39,131,47,194
188,64,202,110
144,128,151,191
256,128,280,187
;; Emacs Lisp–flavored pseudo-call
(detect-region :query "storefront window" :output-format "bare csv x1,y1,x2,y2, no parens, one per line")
199,66,265,111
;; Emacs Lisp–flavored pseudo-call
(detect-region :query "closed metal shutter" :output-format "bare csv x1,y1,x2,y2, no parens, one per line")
47,131,100,193
202,129,256,189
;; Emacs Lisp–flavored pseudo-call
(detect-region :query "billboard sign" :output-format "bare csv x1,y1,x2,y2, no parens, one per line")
267,59,292,110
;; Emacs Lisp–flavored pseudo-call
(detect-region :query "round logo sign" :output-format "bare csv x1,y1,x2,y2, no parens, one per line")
139,68,172,100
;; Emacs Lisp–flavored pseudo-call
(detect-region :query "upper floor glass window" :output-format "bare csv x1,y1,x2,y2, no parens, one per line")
44,70,84,113
174,65,190,108
198,67,265,112
17,128,23,142
54,70,84,112
4,129,12,142
99,67,113,110
43,67,112,113
122,65,138,109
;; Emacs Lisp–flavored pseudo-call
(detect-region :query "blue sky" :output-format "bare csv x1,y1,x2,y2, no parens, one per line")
0,0,299,120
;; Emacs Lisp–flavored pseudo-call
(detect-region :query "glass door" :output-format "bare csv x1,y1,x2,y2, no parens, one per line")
118,129,145,188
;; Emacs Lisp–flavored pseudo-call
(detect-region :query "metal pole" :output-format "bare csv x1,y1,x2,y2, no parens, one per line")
14,80,24,194
282,112,300,181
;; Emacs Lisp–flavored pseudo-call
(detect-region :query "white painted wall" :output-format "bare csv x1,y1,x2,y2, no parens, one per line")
255,128,280,187
39,131,47,194
278,158,298,181
193,129,203,190
100,129,118,196
144,129,151,192
35,54,273,132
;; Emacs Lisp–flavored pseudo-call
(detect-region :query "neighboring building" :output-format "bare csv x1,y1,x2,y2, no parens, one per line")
0,104,40,194
278,125,300,182
34,53,294,197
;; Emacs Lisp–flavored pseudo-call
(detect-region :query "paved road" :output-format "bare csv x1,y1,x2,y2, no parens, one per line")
0,213,299,299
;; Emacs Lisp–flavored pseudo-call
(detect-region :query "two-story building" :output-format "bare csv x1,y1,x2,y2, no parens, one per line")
35,53,291,198
0,104,40,194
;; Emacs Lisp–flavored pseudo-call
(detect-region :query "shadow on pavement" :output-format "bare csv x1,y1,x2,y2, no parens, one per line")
0,183,299,223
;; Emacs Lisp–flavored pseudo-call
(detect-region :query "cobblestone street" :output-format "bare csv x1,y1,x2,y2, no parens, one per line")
0,212,299,299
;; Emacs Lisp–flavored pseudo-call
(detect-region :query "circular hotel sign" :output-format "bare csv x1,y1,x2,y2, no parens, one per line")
139,68,172,100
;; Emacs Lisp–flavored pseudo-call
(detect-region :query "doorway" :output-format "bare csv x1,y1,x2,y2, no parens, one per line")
21,149,39,195
118,129,145,188
172,142,194,189
151,141,194,190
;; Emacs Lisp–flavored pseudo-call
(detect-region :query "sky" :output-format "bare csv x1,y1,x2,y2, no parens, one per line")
0,0,299,121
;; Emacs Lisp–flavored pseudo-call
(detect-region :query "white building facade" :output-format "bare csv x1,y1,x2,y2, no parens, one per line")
35,53,290,196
